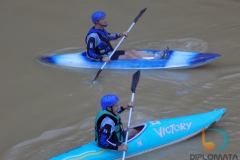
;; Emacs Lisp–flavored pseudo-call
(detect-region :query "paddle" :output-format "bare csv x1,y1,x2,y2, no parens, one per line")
91,8,147,82
122,70,141,160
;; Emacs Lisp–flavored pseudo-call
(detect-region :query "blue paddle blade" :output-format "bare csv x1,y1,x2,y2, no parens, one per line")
131,70,140,93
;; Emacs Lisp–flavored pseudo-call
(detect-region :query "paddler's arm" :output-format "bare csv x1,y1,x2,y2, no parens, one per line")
108,31,128,40
118,101,134,114
98,123,122,150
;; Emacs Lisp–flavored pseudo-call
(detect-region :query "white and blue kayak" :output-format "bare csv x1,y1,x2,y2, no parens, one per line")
38,50,220,69
50,108,226,160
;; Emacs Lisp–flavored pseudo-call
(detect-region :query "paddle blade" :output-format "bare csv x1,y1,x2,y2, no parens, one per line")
92,69,102,82
131,70,140,93
134,8,147,23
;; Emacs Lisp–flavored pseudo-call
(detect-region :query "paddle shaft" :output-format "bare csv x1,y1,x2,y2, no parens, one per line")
122,93,134,160
92,8,147,82
122,70,140,160
100,23,134,69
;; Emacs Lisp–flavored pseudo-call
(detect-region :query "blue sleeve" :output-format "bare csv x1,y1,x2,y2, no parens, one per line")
86,37,103,61
98,124,122,150
108,33,119,41
117,106,125,114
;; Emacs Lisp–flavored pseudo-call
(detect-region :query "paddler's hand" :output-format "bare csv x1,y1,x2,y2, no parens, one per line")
123,101,134,110
119,31,128,39
102,57,111,62
118,144,128,151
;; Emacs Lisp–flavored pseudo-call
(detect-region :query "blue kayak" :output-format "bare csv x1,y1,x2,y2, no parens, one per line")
38,50,220,69
50,108,226,160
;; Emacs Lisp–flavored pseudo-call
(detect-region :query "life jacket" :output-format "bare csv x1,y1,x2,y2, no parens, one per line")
95,109,124,144
85,27,114,55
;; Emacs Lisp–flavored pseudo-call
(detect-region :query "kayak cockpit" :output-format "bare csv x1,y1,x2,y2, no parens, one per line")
127,124,146,141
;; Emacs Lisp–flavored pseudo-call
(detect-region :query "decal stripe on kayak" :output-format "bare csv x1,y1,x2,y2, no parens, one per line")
62,149,108,160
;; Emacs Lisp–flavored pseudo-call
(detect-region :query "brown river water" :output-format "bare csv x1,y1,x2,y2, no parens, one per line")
1,0,239,159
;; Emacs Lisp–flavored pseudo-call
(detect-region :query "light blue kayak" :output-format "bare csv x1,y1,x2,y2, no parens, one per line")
38,50,220,69
50,108,226,160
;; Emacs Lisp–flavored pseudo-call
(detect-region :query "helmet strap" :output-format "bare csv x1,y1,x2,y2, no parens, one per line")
107,106,116,116
111,107,114,115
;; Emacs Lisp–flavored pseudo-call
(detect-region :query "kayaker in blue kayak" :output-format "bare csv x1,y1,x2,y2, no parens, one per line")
95,94,138,151
86,11,169,62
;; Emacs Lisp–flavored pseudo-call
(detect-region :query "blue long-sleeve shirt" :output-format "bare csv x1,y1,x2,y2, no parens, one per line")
86,32,119,61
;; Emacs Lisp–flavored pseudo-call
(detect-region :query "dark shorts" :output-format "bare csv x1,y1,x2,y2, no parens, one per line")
110,50,125,60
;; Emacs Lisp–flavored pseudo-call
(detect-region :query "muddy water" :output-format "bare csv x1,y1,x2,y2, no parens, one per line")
1,0,239,159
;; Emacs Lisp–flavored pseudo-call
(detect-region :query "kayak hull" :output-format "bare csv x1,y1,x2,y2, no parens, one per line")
50,108,226,160
38,50,220,69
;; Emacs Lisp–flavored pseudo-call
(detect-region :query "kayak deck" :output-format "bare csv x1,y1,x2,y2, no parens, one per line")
38,50,221,69
50,108,226,160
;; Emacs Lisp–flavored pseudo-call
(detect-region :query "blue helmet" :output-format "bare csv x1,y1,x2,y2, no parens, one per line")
92,11,106,24
101,94,119,110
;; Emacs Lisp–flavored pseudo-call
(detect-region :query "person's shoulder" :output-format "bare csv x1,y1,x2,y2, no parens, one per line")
102,116,115,125
87,32,99,38
103,116,114,121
